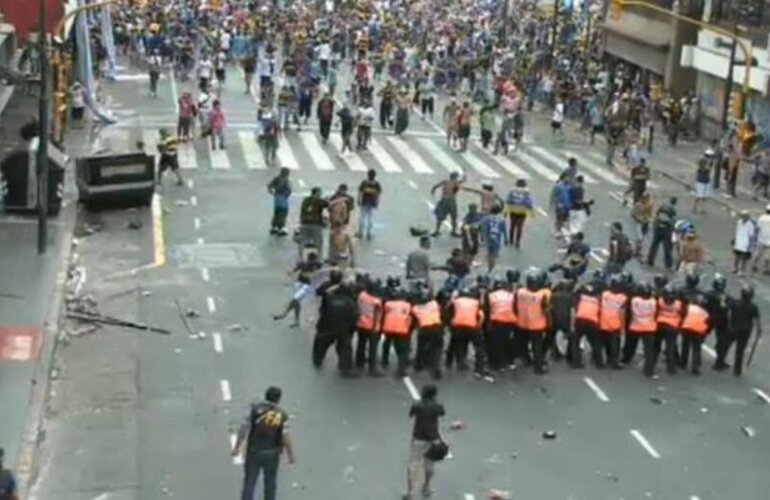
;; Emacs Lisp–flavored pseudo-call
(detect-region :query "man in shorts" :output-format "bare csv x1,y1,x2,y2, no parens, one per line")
157,129,184,186
693,157,711,214
430,171,466,237
273,251,322,327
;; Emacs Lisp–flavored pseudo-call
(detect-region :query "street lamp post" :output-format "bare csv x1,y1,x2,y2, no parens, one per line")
720,26,738,131
37,0,50,254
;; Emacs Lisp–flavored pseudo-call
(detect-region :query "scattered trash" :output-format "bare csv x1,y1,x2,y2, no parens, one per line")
489,489,512,499
656,386,666,392
605,472,619,482
346,443,361,453
485,454,503,464
175,299,197,337
50,367,60,380
699,407,709,414
227,323,247,332
173,348,182,355
141,290,153,297
483,375,495,383
343,465,355,483
160,486,172,496
649,396,665,405
127,220,143,230
542,430,557,440
449,420,466,430
68,311,171,335
174,200,190,206
185,309,200,318
197,331,207,340
509,452,518,460
741,426,756,438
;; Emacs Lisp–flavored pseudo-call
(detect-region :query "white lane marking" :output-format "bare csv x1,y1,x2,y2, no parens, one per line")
276,140,300,170
201,267,210,282
535,207,549,217
403,376,420,401
213,332,223,353
464,494,475,500
229,433,245,465
369,137,403,173
462,149,504,179
583,377,610,402
590,251,605,264
190,195,198,207
179,144,199,169
701,343,716,358
197,237,204,245
527,145,598,183
209,146,231,169
598,248,610,256
753,388,770,405
328,135,368,172
506,149,559,181
386,137,433,174
408,180,418,189
238,131,266,169
690,496,702,500
220,379,232,402
562,150,626,186
299,131,335,170
425,200,436,211
630,429,661,459
142,131,159,155
194,217,201,230
187,179,194,189
417,138,464,174
609,191,625,203
169,67,179,112
206,296,217,314
298,178,307,188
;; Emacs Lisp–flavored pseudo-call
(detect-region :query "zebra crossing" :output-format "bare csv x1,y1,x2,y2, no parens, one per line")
128,128,640,188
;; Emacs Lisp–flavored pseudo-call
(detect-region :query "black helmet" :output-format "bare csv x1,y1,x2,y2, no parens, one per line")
712,273,727,292
386,275,401,289
685,272,700,289
740,283,755,301
609,275,622,292
458,287,475,298
592,269,607,283
506,269,520,285
355,271,370,286
329,269,343,284
476,274,490,288
637,281,652,298
653,274,668,289
662,284,676,301
492,277,507,290
367,278,383,295
620,270,633,285
525,271,538,290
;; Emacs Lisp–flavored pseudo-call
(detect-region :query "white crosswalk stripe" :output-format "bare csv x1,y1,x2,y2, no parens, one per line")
209,146,231,170
531,146,625,186
508,150,559,181
275,140,300,170
238,131,266,170
299,132,336,171
328,135,368,172
142,131,159,155
367,137,402,173
583,149,660,189
417,138,463,174
386,137,433,174
524,145,598,184
178,144,199,169
462,149,505,179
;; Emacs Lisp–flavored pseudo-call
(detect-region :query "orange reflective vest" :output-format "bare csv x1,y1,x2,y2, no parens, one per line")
451,297,482,329
629,297,657,333
575,294,600,324
357,291,382,331
412,300,443,329
681,304,709,336
515,288,548,332
656,299,683,328
381,300,412,336
599,291,627,332
488,290,517,325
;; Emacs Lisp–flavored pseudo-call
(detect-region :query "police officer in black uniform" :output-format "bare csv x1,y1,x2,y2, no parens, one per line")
727,284,763,377
313,270,360,377
707,274,732,371
232,386,295,500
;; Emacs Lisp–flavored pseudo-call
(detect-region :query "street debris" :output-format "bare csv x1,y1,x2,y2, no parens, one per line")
174,200,190,207
485,454,503,464
173,348,182,355
699,407,709,414
127,219,143,230
343,465,355,483
489,489,512,499
185,309,200,318
449,420,466,430
227,323,248,332
346,443,361,453
509,452,518,459
175,299,197,336
605,472,619,482
68,311,170,335
649,396,666,405
741,426,756,438
542,430,557,440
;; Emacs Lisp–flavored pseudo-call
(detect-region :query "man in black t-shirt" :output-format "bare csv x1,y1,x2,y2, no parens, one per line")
404,384,445,500
727,285,763,376
299,187,329,258
646,197,677,270
232,386,295,500
357,169,382,240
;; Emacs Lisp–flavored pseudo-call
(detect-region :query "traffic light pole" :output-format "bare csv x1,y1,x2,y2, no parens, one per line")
720,25,738,131
37,0,50,254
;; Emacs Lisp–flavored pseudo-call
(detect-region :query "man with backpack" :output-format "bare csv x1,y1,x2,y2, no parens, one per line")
606,222,633,275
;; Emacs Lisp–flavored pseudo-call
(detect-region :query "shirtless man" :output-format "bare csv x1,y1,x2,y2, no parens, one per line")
461,181,504,214
329,225,356,269
430,170,466,237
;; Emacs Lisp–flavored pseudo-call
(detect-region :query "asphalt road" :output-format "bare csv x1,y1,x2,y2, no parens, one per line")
27,59,770,500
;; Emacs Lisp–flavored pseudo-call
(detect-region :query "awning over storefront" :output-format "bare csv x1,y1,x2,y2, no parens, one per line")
600,10,673,76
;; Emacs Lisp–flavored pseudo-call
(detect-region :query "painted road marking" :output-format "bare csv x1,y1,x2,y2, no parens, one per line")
206,296,217,314
386,137,433,174
426,200,435,211
417,138,464,174
238,131,266,170
463,149,504,179
179,144,199,169
403,376,420,401
229,433,245,465
702,343,716,358
630,429,661,459
190,195,198,207
187,179,194,189
370,138,403,173
150,194,166,268
753,388,770,405
464,494,475,500
527,146,597,184
590,251,605,264
508,149,559,181
201,267,210,282
194,217,201,230
583,377,610,402
535,207,549,217
408,180,418,189
299,132,335,171
276,140,300,170
197,237,204,245
328,135,368,172
209,146,231,170
220,379,232,402
298,179,307,188
213,332,223,353
609,191,625,203
562,150,626,186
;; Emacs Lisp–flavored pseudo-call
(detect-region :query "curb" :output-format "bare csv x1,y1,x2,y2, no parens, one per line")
13,202,78,498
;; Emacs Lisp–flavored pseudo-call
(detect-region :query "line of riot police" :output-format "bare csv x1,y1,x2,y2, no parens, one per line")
311,266,762,380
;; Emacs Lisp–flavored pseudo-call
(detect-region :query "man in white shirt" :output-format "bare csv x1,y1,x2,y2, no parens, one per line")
752,204,770,275
733,210,757,275
198,54,213,93
356,101,375,151
316,41,332,79
551,98,565,139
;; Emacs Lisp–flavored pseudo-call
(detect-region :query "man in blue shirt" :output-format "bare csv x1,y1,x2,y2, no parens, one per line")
267,168,292,236
480,204,508,272
550,175,572,239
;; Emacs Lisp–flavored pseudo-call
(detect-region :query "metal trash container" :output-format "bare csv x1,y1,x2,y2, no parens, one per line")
76,153,155,210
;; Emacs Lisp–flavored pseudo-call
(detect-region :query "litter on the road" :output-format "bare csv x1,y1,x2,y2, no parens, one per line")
127,219,143,230
649,396,666,405
741,426,756,438
489,489,512,499
175,299,197,337
68,311,170,335
542,430,557,440
449,420,466,430
227,323,248,332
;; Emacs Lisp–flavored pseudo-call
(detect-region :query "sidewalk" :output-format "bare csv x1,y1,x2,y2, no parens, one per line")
0,87,78,487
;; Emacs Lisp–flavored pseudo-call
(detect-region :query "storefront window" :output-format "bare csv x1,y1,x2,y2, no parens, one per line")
710,0,769,27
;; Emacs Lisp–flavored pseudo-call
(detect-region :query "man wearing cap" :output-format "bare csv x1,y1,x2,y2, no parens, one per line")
752,204,770,275
733,210,757,276
0,448,18,500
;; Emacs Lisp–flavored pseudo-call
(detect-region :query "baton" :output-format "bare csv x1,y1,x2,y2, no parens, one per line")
747,334,761,367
